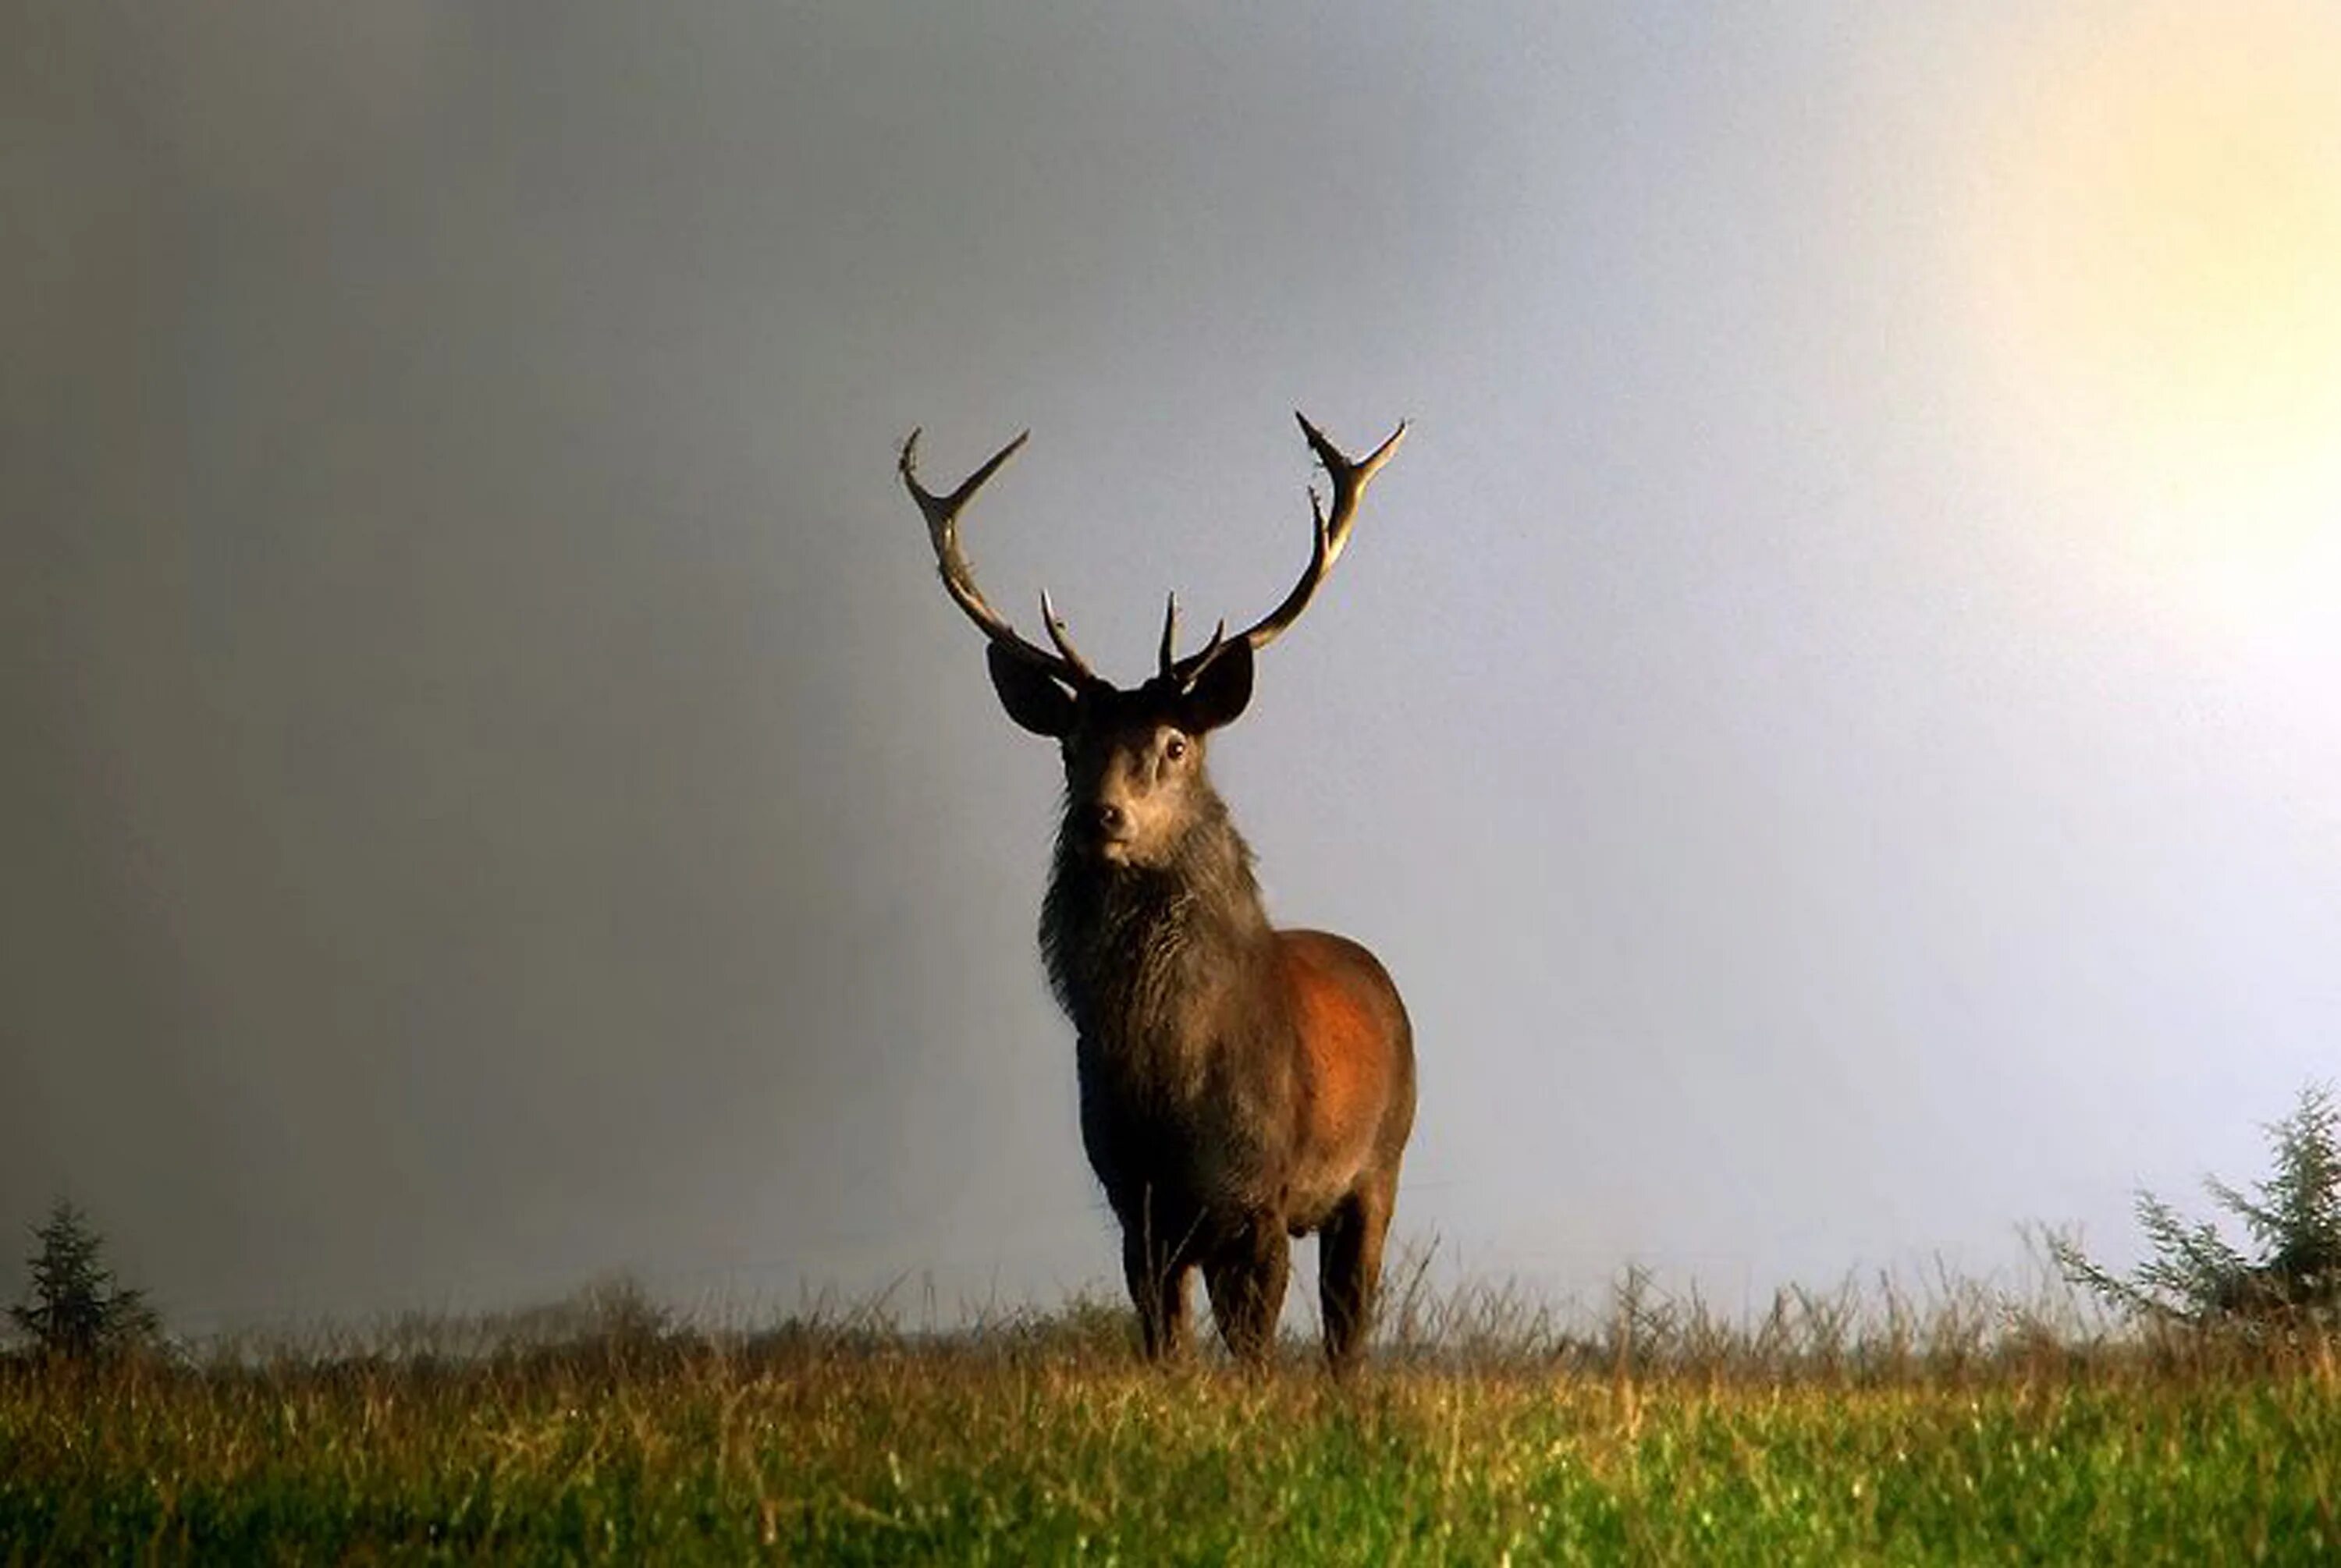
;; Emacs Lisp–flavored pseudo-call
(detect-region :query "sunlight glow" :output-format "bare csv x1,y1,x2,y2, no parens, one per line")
1972,0,2341,636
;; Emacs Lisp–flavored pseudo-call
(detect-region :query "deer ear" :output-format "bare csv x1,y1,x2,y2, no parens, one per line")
1178,637,1255,733
986,643,1078,737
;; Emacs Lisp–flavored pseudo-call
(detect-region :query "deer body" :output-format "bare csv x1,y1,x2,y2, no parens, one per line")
1046,788,1416,1364
901,413,1416,1370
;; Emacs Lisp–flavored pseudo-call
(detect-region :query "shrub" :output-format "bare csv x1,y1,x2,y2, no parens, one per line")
2051,1082,2341,1329
8,1198,161,1362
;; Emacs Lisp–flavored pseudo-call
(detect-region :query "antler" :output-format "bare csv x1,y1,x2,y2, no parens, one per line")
900,428,1101,687
1164,412,1407,686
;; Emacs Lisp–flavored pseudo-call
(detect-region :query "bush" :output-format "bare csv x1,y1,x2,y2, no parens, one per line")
2051,1082,2341,1329
8,1199,161,1362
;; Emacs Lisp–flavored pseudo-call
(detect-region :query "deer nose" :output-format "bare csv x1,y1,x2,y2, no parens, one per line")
1095,802,1127,836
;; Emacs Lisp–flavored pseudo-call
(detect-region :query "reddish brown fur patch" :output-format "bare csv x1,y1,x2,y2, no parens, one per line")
1277,930,1398,1153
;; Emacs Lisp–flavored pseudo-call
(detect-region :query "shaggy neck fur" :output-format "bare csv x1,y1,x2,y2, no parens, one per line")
1039,779,1271,1059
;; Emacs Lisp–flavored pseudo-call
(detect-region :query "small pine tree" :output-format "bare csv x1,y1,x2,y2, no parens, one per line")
2051,1082,2341,1328
8,1198,160,1360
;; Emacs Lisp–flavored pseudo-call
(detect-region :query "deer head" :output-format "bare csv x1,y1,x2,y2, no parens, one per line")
901,413,1405,868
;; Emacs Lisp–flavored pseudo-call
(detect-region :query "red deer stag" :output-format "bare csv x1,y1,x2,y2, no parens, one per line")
899,413,1416,1372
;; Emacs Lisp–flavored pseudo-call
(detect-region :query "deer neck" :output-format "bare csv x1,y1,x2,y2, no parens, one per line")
1039,792,1270,1054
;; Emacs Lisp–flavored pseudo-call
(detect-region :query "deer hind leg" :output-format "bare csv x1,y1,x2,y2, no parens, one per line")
1203,1214,1290,1369
1319,1179,1394,1375
1121,1201,1195,1362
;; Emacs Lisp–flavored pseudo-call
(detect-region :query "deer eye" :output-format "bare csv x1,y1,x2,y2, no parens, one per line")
1163,735,1188,763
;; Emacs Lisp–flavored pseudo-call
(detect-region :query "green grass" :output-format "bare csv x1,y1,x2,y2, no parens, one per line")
4,1296,2338,1563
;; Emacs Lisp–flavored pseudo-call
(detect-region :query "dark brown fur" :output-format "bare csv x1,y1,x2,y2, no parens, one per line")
1026,674,1416,1370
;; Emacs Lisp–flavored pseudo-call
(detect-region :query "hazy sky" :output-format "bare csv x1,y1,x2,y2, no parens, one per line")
7,2,2337,1336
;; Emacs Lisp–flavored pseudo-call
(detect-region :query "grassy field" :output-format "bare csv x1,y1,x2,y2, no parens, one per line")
4,1285,2338,1563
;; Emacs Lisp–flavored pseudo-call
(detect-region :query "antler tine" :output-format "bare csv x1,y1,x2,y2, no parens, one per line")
1170,413,1406,680
900,427,1096,686
1156,592,1181,680
1157,594,1242,691
1039,590,1099,683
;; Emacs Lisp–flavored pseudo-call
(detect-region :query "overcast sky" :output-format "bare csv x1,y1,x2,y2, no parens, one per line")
6,2,2337,1336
